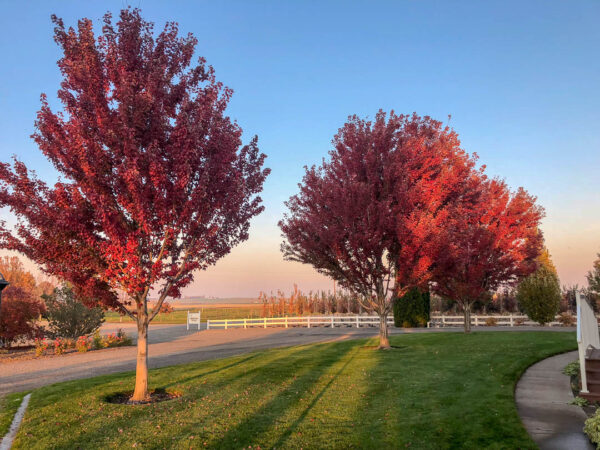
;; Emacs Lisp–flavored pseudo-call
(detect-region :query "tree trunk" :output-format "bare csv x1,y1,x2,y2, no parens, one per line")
378,313,390,349
131,308,149,402
463,301,472,333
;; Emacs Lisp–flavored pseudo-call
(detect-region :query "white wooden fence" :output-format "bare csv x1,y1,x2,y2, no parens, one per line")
427,314,571,328
206,315,394,330
202,313,576,331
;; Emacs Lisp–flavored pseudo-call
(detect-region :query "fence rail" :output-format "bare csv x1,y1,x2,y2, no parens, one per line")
206,315,394,330
427,314,572,328
204,313,576,330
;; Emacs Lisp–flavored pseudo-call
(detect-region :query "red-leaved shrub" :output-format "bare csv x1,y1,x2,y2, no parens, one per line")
0,286,46,348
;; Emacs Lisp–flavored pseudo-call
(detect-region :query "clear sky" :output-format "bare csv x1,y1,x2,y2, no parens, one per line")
0,0,598,298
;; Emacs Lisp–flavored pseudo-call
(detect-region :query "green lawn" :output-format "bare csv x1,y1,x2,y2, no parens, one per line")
0,391,28,437
10,332,575,449
104,307,263,324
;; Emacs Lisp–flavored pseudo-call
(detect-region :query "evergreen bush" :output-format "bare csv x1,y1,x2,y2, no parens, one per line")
393,288,430,327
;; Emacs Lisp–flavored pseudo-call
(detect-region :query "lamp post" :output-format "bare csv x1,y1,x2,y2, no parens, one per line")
0,271,9,320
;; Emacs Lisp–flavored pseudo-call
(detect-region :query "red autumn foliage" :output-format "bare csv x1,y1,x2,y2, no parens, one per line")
280,111,480,348
0,286,46,348
0,9,268,400
432,178,543,332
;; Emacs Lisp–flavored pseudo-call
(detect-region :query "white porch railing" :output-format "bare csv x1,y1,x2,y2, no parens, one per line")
206,315,394,330
427,314,571,328
577,292,599,394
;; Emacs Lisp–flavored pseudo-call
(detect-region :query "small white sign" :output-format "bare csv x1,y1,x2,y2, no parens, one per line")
187,311,201,330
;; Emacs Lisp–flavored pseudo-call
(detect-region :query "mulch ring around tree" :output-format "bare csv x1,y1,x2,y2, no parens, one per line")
104,388,183,405
360,345,407,351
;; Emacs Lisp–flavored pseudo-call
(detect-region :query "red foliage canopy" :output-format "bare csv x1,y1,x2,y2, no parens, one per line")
280,111,479,318
0,286,46,348
0,9,269,319
433,177,544,306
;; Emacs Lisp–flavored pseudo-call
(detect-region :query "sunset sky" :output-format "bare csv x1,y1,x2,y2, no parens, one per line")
0,0,598,298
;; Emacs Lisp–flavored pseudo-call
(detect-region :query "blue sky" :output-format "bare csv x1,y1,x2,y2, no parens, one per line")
0,0,598,297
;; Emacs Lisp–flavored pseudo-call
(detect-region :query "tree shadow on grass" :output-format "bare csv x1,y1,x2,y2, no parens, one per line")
157,353,261,390
271,347,359,448
184,340,359,448
49,342,357,449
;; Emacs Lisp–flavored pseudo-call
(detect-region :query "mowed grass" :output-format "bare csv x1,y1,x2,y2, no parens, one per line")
0,391,28,436
104,306,263,324
11,332,575,449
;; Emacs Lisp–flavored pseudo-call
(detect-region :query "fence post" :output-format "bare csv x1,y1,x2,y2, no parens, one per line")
331,316,334,327
442,316,446,327
285,317,288,328
187,310,189,331
510,315,514,327
225,320,228,330
474,316,479,327
307,316,311,328
207,320,210,330
244,319,247,329
264,317,267,329
356,315,360,328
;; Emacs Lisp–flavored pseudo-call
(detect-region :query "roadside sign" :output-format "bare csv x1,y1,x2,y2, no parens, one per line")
187,311,201,330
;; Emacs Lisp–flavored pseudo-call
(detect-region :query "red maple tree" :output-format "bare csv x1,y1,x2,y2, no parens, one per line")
279,111,479,348
0,286,46,348
432,178,543,332
0,9,269,401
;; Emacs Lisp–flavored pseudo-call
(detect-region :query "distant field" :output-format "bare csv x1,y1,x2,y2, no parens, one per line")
104,305,263,324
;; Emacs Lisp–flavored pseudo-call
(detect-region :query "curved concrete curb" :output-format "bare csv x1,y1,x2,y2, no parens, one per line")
0,393,31,450
516,351,594,449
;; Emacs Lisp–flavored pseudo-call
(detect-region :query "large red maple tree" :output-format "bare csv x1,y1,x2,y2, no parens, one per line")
279,111,478,348
432,178,543,332
0,9,269,401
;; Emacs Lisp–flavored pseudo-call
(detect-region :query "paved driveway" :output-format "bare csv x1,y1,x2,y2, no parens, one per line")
0,324,574,394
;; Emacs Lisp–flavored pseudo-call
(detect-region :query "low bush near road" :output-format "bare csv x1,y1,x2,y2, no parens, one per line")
33,329,133,357
557,312,576,327
485,317,498,326
76,335,93,352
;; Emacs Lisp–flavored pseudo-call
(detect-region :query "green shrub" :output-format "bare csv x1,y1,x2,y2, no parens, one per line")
43,284,105,339
571,396,588,407
393,288,430,328
517,264,561,325
92,330,105,349
585,410,600,446
563,360,580,377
